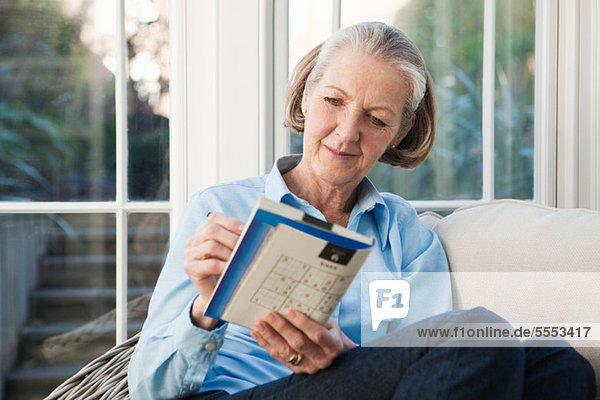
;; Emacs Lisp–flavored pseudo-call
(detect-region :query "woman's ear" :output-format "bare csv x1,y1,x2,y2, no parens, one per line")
301,92,308,115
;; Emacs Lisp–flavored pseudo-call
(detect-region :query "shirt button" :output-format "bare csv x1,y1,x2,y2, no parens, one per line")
204,342,216,351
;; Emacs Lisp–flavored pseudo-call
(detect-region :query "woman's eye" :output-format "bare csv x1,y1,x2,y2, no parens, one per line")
324,97,342,106
370,116,387,127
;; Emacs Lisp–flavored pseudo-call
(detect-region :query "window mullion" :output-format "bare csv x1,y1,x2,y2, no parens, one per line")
556,0,580,208
332,0,341,32
273,0,289,160
482,0,496,201
169,0,189,239
578,0,600,210
259,0,275,175
534,0,559,207
115,0,128,345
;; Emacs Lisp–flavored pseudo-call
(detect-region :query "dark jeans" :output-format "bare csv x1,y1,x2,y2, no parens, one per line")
190,308,596,400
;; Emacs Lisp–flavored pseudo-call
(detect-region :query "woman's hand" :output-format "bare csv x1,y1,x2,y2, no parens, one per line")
250,310,357,374
184,212,245,330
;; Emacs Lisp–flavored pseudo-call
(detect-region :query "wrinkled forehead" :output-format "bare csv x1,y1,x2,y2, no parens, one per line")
311,45,411,91
307,48,411,113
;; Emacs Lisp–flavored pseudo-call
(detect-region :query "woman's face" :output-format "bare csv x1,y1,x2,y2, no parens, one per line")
301,47,410,189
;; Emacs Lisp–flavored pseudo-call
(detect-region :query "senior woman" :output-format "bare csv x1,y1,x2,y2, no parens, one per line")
129,22,594,400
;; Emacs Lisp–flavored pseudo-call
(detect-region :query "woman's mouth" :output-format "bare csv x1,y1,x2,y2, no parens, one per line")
324,145,357,158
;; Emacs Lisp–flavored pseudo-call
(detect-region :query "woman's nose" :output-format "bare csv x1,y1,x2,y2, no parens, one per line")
336,110,361,142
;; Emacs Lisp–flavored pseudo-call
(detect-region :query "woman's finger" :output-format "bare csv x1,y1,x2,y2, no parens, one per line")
185,258,227,280
207,211,246,231
185,239,233,263
262,312,325,362
185,212,244,249
250,327,321,375
254,320,297,360
284,309,340,353
202,212,245,236
250,330,292,368
187,223,242,251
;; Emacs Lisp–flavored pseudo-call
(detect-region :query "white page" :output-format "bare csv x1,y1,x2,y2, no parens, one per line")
222,223,372,329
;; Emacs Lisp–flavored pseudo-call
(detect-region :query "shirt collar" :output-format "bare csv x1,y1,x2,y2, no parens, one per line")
264,154,302,203
264,154,391,250
352,176,391,251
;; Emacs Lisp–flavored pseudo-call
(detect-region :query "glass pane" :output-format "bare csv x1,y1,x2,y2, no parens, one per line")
288,0,333,155
127,0,170,201
494,0,535,199
0,0,116,201
127,213,169,335
288,0,332,74
341,0,485,200
1,213,115,399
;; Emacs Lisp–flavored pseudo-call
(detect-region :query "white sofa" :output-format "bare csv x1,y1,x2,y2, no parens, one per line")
421,199,600,397
45,199,600,400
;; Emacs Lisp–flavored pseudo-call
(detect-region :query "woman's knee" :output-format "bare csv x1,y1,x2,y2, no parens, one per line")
524,346,596,399
465,345,525,372
565,349,596,393
456,306,510,324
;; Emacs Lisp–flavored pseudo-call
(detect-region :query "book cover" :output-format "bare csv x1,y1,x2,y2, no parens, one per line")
204,197,374,330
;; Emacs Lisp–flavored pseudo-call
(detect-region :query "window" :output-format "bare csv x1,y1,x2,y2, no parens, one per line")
0,0,170,397
1,0,598,397
288,0,536,209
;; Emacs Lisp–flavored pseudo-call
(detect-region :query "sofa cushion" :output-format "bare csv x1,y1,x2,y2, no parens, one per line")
433,199,600,313
434,199,600,272
432,199,600,396
418,211,443,230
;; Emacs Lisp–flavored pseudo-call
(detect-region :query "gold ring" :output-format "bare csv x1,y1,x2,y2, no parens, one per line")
287,352,302,366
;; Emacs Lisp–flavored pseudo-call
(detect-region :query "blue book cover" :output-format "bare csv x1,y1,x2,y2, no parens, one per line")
204,197,374,327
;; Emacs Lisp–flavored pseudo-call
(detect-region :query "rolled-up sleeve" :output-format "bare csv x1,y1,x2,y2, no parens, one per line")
128,298,227,399
128,193,226,400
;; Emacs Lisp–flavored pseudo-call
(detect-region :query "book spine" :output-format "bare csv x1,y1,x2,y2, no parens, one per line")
204,220,272,319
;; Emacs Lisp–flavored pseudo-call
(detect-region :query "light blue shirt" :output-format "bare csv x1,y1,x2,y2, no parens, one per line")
128,155,451,399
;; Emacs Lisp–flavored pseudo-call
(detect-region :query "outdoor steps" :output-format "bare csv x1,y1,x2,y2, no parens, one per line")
38,254,164,288
44,225,170,257
5,323,144,400
3,223,167,400
4,291,150,400
4,364,82,400
29,286,154,323
17,321,144,365
4,296,149,400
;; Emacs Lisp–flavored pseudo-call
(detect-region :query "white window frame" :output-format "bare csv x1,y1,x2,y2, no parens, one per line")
578,0,600,211
184,0,600,212
0,0,177,345
181,0,289,198
4,0,597,347
535,0,600,210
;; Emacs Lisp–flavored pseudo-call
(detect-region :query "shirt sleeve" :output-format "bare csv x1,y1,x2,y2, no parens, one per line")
388,206,453,332
128,193,227,400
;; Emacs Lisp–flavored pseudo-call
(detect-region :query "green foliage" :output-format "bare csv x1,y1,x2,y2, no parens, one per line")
0,0,169,201
0,102,69,199
367,0,535,201
128,111,169,201
493,0,535,199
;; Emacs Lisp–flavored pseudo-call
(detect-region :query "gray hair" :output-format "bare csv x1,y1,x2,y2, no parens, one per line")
284,22,436,169
308,22,427,124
